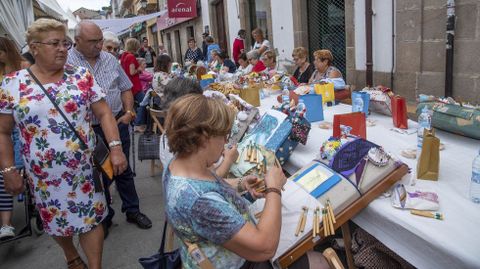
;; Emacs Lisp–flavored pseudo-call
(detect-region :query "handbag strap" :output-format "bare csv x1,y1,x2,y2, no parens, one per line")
159,219,168,253
27,68,89,151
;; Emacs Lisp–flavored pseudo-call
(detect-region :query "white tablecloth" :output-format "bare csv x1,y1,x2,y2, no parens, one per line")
259,95,480,269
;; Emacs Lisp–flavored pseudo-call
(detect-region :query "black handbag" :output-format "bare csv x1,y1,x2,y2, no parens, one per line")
138,108,160,161
138,132,160,160
139,220,181,269
26,68,113,184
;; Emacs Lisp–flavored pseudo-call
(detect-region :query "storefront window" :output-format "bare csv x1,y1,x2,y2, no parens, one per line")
249,0,270,41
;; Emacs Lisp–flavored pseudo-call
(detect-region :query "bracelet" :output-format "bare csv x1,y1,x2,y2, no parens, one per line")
0,166,17,175
264,188,282,197
108,140,122,148
126,110,136,119
237,177,245,192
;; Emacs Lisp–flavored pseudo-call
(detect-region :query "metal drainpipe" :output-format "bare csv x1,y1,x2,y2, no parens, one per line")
365,0,373,87
391,0,395,89
445,0,455,97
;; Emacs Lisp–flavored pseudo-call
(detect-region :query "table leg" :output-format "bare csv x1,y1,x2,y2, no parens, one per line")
341,222,357,269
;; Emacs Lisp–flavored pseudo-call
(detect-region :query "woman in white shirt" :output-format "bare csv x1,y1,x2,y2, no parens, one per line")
236,52,253,75
251,28,271,55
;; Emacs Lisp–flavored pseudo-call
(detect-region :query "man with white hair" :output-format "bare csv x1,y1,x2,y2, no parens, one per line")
67,21,152,238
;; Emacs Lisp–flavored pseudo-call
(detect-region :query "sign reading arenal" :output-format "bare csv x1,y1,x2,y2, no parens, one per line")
167,0,197,18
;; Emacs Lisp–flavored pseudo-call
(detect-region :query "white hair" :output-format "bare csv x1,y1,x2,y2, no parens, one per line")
246,50,260,60
103,31,120,46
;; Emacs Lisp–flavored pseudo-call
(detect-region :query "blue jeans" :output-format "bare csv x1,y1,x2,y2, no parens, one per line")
94,123,140,221
134,92,147,126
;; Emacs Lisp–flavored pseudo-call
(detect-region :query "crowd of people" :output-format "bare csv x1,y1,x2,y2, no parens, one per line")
0,17,342,269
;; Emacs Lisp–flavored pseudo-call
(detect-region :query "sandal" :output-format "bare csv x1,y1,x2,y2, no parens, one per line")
67,256,87,269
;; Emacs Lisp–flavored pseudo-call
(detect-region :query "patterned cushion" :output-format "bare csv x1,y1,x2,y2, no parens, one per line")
417,102,480,140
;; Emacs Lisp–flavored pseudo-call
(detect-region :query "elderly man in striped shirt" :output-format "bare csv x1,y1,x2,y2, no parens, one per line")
67,21,152,238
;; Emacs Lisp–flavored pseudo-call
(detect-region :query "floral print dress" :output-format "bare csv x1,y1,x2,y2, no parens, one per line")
0,65,108,236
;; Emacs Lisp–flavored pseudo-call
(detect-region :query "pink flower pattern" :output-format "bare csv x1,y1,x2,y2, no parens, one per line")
0,65,108,236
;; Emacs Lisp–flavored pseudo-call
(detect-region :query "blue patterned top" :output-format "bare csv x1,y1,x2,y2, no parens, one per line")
164,166,252,269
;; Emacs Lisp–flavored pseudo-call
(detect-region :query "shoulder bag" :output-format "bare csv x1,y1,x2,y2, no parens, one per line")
26,68,114,184
139,220,182,269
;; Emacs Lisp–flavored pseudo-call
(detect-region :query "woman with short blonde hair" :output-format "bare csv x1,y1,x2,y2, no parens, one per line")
120,38,142,97
292,47,314,84
261,50,277,71
309,49,343,84
124,38,140,53
0,18,128,269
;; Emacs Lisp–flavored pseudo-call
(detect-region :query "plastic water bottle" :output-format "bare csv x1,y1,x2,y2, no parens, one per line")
417,107,432,159
470,150,480,204
282,86,290,98
281,93,290,115
282,95,290,108
352,95,364,113
297,98,306,118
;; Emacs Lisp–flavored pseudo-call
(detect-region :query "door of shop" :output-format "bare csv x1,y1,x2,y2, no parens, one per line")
307,0,346,78
174,30,182,65
214,0,228,52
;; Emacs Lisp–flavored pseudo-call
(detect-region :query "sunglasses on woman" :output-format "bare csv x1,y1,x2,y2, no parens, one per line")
106,46,119,52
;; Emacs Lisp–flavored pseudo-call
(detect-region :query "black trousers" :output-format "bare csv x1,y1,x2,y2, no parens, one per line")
93,122,140,221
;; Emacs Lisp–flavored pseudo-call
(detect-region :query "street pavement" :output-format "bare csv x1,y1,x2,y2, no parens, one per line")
0,134,166,269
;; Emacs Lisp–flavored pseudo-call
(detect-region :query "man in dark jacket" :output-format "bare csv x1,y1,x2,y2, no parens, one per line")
201,32,209,62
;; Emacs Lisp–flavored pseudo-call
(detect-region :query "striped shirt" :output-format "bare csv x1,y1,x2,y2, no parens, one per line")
67,48,132,123
0,175,13,211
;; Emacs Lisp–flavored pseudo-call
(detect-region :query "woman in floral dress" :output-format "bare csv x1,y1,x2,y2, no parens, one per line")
0,19,127,269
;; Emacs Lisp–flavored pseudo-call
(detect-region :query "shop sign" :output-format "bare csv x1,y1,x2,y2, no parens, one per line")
157,12,194,31
167,0,197,18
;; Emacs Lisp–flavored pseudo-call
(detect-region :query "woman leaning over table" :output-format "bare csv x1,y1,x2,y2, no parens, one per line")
212,50,237,73
292,47,315,84
0,18,127,269
164,94,326,269
262,50,277,74
247,50,266,73
236,52,253,75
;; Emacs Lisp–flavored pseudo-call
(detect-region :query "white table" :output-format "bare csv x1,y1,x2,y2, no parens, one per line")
259,95,480,269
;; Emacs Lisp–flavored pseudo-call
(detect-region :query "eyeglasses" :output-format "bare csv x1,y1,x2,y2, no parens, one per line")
106,45,119,52
33,40,72,50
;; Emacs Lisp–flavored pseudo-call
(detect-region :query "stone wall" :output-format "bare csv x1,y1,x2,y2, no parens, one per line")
347,0,480,104
160,17,204,65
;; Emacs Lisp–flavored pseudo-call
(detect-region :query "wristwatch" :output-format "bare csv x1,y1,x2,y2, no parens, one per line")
108,140,122,148
126,110,136,119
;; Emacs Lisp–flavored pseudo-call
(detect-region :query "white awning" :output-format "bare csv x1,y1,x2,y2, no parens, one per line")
36,0,79,29
90,10,166,35
0,0,34,48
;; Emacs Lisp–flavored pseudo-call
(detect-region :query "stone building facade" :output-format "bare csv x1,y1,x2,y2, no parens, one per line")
345,0,480,104
217,0,479,104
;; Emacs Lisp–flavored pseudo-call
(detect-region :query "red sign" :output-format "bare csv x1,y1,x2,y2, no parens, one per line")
167,0,197,18
156,11,192,31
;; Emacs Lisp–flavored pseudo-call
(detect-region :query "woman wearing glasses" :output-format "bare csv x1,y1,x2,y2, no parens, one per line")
102,31,120,58
292,47,314,84
0,19,127,269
